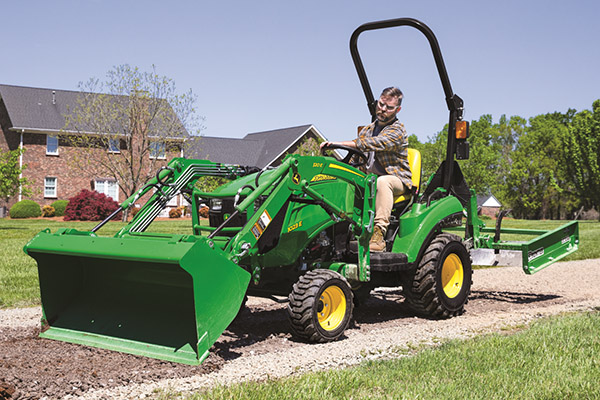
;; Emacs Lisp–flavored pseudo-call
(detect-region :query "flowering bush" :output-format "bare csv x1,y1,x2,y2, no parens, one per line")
64,189,121,221
169,208,182,218
42,205,56,217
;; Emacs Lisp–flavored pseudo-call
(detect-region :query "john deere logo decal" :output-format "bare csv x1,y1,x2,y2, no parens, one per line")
292,173,301,184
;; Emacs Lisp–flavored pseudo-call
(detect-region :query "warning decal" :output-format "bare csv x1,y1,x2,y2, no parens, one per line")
251,210,272,239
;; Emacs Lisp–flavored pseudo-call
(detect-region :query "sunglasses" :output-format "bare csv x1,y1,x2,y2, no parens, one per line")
377,99,399,112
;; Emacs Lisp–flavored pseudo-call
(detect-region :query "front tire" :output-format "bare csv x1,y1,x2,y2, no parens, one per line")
404,233,472,318
287,269,354,342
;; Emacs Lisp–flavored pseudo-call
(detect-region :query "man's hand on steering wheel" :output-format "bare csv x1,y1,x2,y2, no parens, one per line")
319,142,368,167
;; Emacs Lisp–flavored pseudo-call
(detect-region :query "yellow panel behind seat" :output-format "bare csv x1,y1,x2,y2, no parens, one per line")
394,148,422,204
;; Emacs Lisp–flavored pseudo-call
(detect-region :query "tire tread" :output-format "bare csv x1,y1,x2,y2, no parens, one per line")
404,233,472,318
287,270,353,343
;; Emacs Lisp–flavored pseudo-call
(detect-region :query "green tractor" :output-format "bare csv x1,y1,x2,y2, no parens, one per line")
24,18,578,365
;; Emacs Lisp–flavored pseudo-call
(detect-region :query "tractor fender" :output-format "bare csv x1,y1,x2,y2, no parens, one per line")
391,195,464,264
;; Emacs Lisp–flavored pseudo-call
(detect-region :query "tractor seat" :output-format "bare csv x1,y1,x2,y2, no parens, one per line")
394,148,421,205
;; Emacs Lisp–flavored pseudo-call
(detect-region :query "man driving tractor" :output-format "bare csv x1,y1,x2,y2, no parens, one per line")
320,86,412,251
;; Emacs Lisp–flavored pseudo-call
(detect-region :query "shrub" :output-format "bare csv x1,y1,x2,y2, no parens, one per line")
199,205,209,219
64,189,121,221
9,200,41,218
169,208,182,218
50,200,68,217
42,205,56,217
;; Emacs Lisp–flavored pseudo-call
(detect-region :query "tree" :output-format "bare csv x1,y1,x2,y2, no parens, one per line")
0,148,30,203
63,65,201,218
410,115,525,198
563,99,600,218
458,115,500,195
408,132,445,184
195,175,230,194
505,112,576,219
458,114,526,199
492,115,526,200
291,136,324,157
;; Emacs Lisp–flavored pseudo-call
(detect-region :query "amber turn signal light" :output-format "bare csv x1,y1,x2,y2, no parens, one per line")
456,120,469,139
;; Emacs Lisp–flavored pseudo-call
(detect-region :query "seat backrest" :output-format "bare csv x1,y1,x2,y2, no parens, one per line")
394,148,422,204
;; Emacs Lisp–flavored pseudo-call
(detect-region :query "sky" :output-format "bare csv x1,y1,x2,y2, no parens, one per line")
2,0,599,143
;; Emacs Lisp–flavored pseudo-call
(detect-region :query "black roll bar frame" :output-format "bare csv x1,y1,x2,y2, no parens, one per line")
349,17,465,192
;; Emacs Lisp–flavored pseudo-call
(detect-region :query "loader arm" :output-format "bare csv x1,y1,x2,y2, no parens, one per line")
220,154,377,282
115,157,252,237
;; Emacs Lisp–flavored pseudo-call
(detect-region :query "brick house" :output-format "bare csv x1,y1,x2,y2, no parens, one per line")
477,194,502,217
0,84,327,217
0,84,185,214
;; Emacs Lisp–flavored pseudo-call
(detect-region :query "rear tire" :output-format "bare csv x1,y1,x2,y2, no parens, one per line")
404,233,472,318
287,270,353,342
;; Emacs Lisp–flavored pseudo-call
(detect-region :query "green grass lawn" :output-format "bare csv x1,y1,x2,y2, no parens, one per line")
160,310,600,400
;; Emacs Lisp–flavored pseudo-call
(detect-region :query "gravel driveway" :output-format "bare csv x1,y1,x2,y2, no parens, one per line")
1,258,599,399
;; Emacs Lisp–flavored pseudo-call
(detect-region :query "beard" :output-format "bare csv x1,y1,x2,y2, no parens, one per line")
376,111,395,125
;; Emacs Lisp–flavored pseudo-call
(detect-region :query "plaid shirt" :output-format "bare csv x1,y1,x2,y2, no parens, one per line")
352,119,412,189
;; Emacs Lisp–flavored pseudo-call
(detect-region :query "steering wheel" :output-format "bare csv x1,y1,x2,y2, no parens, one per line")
321,144,368,167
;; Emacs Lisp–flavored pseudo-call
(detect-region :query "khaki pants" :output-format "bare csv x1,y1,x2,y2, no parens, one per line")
375,175,406,235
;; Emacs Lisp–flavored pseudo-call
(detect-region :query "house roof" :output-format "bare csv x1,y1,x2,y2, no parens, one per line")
0,83,187,138
244,124,317,167
0,84,79,132
187,124,325,169
187,136,266,167
477,194,502,207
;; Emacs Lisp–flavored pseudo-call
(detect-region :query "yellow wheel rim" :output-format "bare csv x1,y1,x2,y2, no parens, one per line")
317,285,346,331
441,253,464,298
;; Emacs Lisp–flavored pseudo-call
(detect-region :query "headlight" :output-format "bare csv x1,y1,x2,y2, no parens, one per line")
210,199,222,211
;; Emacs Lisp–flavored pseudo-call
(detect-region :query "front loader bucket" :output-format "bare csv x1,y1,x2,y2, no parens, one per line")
24,229,250,365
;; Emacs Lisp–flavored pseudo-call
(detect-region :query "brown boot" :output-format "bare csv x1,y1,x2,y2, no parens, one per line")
369,226,386,252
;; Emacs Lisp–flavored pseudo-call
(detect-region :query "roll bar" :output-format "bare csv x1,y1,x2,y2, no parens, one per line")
349,17,468,191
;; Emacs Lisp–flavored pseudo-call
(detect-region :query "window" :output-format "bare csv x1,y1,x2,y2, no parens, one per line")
150,141,166,159
108,138,120,153
44,177,57,198
46,135,58,155
95,179,119,201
